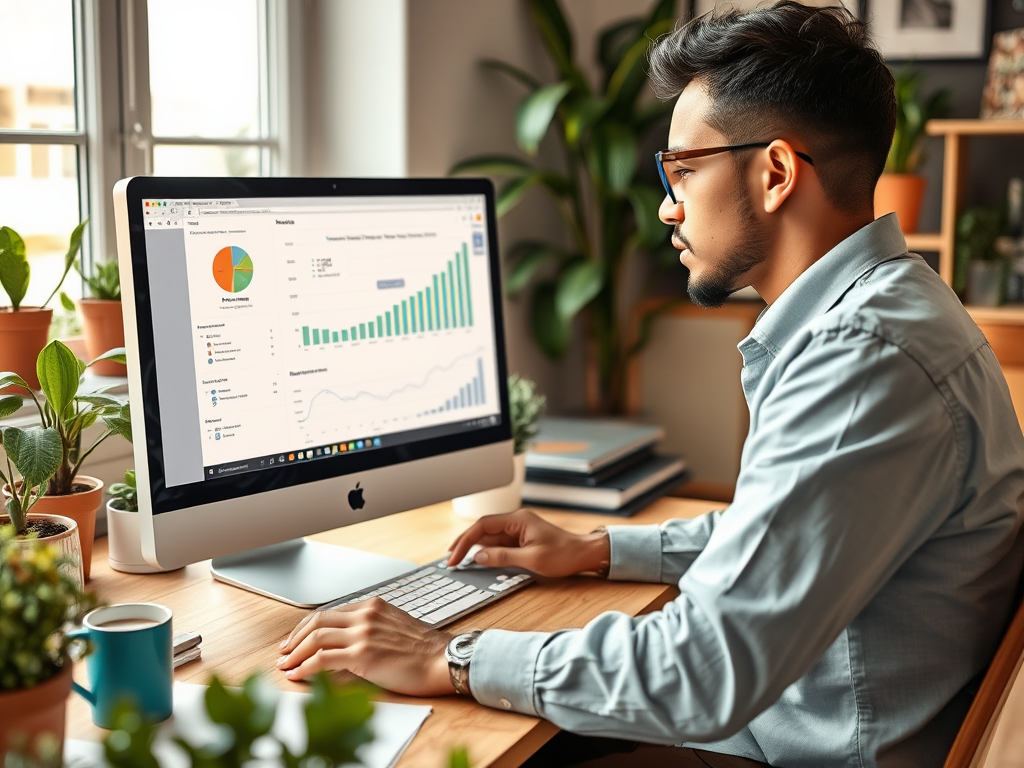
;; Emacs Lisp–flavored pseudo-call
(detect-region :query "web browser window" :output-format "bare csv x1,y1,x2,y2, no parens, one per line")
141,195,500,487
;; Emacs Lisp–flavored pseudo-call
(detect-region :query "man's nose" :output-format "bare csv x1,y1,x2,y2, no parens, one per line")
659,195,683,226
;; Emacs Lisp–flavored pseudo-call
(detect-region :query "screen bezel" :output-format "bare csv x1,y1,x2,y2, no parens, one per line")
120,176,511,516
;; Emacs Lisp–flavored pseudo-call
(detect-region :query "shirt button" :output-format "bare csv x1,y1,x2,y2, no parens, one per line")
499,698,512,710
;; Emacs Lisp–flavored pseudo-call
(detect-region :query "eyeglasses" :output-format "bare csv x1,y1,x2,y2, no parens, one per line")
655,142,815,204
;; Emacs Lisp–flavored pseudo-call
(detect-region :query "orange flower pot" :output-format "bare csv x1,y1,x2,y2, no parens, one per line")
874,173,927,234
78,299,125,375
0,664,73,761
0,307,53,390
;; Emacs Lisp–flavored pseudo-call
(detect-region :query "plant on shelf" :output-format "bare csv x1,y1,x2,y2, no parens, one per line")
451,0,680,414
509,373,546,455
0,339,130,578
0,221,89,389
61,259,126,377
955,206,1006,307
875,70,951,233
0,527,97,762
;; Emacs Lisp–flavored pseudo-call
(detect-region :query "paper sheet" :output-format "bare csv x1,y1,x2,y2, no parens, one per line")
65,681,432,768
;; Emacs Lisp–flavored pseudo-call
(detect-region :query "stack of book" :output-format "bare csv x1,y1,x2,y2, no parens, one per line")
523,417,687,516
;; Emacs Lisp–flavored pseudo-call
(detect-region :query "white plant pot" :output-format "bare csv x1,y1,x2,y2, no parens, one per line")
452,454,526,520
106,500,165,574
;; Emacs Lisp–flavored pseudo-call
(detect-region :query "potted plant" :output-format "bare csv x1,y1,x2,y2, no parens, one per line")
62,259,124,377
0,220,89,390
875,70,951,234
955,206,1007,307
452,374,545,519
106,469,164,574
0,527,97,763
451,0,681,414
0,340,131,580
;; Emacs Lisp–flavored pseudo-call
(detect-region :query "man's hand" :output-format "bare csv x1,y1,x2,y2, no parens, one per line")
447,508,610,578
277,598,455,696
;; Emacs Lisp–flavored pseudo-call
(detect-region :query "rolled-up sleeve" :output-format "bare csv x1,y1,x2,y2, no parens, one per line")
468,327,960,743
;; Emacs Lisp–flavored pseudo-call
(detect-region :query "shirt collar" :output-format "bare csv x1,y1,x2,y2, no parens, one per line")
746,213,910,356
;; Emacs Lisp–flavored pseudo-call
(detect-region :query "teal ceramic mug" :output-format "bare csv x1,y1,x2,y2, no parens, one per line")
68,602,173,728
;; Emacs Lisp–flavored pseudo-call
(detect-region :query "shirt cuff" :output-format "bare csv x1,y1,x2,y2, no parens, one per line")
469,628,549,715
607,524,662,582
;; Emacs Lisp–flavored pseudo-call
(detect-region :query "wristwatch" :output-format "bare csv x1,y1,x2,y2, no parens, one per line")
445,631,482,697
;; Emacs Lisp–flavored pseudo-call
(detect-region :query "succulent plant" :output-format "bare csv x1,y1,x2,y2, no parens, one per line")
108,470,138,513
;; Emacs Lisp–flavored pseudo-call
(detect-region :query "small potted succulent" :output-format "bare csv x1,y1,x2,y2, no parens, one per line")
62,259,125,377
0,527,97,762
106,469,164,574
0,221,88,389
955,206,1007,307
452,374,545,519
0,339,131,579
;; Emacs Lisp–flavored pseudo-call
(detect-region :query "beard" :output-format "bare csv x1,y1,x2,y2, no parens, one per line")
681,189,769,308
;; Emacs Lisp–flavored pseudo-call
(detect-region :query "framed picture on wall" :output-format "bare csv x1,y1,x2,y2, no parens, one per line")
691,0,861,17
867,0,989,61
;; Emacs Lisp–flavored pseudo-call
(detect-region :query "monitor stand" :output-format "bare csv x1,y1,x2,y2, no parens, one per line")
211,538,417,608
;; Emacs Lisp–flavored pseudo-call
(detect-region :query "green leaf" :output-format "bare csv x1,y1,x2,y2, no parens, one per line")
449,154,534,177
0,371,31,393
497,175,541,217
606,19,675,112
587,123,637,194
60,291,77,312
89,347,127,366
304,674,375,763
530,282,571,358
0,226,30,310
481,59,541,91
627,182,669,250
0,394,23,419
36,340,81,416
506,241,568,296
449,746,472,768
562,95,608,147
42,219,88,309
76,394,126,409
103,403,132,442
515,82,572,155
527,0,574,78
555,259,604,321
1,426,61,489
598,19,644,76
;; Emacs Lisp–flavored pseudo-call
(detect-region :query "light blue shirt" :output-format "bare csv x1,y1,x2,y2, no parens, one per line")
469,214,1024,767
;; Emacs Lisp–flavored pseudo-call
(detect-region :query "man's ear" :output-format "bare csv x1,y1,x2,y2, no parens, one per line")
760,140,801,214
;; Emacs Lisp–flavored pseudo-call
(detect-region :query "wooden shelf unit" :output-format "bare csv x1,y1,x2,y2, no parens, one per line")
921,119,1024,284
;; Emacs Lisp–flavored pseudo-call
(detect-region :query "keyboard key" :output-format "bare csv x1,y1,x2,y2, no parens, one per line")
421,591,492,625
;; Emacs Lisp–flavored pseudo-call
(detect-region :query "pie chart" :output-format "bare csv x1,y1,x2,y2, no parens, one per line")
213,246,254,293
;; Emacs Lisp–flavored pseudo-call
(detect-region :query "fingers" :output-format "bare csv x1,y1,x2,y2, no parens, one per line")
283,647,353,682
447,510,535,565
279,602,360,654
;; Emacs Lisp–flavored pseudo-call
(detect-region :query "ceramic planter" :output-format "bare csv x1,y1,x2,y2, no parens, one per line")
0,512,84,588
5,477,104,580
106,499,164,573
874,173,927,234
0,664,73,761
0,307,53,390
452,453,525,519
78,299,125,375
968,261,1004,307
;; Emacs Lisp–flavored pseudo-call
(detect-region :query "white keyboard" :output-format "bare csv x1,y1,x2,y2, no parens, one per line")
317,558,535,627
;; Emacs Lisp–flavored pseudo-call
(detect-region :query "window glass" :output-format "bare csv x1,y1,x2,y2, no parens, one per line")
0,0,77,132
148,0,261,139
153,145,260,177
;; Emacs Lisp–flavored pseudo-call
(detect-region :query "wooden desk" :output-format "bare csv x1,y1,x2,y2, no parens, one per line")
69,497,721,767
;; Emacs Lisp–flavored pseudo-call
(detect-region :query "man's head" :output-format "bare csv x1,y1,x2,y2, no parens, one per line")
650,1,895,306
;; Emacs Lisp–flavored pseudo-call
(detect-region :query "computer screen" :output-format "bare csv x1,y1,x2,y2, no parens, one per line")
113,177,512,603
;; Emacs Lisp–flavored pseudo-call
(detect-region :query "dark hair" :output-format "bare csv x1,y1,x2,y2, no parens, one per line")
649,1,895,213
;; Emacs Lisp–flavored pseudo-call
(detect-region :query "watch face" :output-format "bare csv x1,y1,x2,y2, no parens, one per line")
447,632,479,664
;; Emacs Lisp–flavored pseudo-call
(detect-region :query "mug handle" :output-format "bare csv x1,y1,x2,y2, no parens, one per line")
66,627,96,705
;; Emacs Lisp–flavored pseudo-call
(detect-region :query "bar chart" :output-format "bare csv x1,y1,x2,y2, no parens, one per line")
300,243,473,347
418,358,485,416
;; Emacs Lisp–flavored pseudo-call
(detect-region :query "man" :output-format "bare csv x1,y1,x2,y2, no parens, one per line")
277,3,1024,766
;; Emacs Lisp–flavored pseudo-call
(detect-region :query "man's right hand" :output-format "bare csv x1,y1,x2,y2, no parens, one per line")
446,508,610,578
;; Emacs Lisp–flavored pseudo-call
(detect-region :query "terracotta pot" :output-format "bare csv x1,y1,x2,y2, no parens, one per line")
0,307,53,390
0,664,73,760
874,173,927,234
78,299,125,376
5,477,104,580
1,512,84,588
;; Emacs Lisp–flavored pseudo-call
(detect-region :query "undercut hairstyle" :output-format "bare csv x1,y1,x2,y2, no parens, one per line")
649,1,895,214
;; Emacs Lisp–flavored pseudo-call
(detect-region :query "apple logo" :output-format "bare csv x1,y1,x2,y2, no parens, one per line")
348,482,365,510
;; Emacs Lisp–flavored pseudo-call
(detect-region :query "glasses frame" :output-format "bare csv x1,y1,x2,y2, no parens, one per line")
655,142,815,203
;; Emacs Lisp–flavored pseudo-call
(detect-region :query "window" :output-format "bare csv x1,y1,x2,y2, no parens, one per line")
0,0,287,320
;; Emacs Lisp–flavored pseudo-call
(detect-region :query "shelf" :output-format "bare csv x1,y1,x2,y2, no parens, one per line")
926,119,1024,137
905,232,943,252
965,305,1024,326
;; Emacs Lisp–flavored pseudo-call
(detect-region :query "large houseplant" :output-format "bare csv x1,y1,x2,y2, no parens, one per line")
875,70,951,233
451,0,680,414
0,527,97,762
62,259,125,377
0,339,131,578
0,221,89,389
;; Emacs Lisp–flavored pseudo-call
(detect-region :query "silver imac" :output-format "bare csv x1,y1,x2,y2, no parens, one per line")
112,177,513,606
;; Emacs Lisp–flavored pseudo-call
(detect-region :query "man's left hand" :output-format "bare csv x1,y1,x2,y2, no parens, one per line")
277,597,456,696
